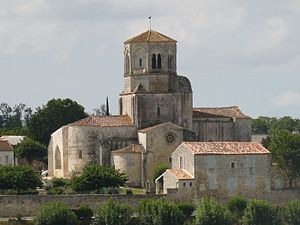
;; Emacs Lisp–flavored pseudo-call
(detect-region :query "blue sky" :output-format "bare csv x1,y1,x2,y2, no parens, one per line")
0,0,299,118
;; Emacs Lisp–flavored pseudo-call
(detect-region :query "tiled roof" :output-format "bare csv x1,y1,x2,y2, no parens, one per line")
124,30,177,44
167,169,194,180
112,144,145,153
69,115,133,127
138,122,182,133
183,142,269,155
0,136,24,146
193,106,250,119
0,140,13,151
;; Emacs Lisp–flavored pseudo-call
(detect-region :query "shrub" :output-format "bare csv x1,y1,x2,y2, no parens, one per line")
0,165,42,194
177,202,195,220
126,189,133,195
73,204,93,220
139,199,185,225
52,178,67,188
194,197,231,225
282,200,300,225
91,198,133,225
241,199,280,225
35,201,77,225
153,163,169,183
227,196,247,224
71,165,127,192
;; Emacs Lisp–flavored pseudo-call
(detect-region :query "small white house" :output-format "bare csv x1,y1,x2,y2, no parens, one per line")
0,140,14,165
157,142,271,197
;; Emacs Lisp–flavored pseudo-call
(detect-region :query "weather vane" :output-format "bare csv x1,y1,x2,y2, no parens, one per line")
148,16,152,30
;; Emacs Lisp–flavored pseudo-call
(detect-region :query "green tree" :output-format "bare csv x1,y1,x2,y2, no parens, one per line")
241,199,280,225
282,200,300,225
91,198,132,225
194,197,231,225
153,163,169,183
227,197,247,225
269,130,300,188
36,201,77,225
15,138,47,165
71,164,127,192
138,199,185,225
27,98,87,145
0,165,42,194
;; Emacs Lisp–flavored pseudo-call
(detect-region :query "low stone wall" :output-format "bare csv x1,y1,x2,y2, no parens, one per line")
0,194,163,218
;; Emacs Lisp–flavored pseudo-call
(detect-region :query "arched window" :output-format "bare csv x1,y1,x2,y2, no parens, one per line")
78,150,82,159
125,55,130,74
157,106,160,117
152,54,156,69
157,54,161,69
139,58,142,67
55,146,62,169
168,55,173,69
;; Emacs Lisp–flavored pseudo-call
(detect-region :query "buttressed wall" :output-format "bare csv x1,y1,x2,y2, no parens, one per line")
119,30,193,130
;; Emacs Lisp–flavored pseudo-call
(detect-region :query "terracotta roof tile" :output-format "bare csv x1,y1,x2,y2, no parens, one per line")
69,115,133,127
183,142,269,155
112,144,145,153
167,169,194,180
124,30,177,44
193,106,250,119
0,140,13,151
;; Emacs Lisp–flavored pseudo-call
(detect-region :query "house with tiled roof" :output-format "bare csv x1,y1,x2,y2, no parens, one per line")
156,142,271,197
48,29,252,190
0,140,14,165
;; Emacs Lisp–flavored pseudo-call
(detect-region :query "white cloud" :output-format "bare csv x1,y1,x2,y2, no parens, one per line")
272,90,300,107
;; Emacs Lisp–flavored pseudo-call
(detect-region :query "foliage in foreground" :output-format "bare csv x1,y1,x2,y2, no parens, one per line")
282,200,300,225
241,199,280,225
0,165,42,194
35,201,77,225
138,198,185,225
91,198,132,225
194,197,232,225
152,163,169,183
71,164,127,192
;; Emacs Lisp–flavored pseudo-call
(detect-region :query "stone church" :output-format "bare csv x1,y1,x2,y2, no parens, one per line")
48,30,251,188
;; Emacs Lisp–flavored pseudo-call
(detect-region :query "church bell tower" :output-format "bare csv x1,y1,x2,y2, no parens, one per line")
119,30,193,130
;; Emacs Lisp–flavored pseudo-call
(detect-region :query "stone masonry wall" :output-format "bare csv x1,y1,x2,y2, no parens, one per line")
0,194,163,218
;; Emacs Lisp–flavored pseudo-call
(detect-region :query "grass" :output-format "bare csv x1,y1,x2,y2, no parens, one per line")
120,187,146,195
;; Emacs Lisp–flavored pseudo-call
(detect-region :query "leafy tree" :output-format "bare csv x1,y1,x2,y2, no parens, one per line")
27,98,87,145
177,202,195,221
0,165,42,194
71,164,127,192
93,97,110,116
153,163,169,183
194,197,231,225
282,200,300,225
15,138,47,165
241,199,280,225
36,201,77,225
227,197,247,225
138,199,185,225
269,130,300,188
91,198,132,225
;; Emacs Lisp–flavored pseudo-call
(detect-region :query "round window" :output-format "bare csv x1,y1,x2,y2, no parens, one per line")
165,132,176,144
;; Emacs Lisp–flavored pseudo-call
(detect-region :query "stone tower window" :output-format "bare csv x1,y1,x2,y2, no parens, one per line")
125,55,130,74
179,156,184,169
157,54,161,69
139,58,142,67
152,54,156,69
55,146,62,169
157,106,160,117
78,150,82,159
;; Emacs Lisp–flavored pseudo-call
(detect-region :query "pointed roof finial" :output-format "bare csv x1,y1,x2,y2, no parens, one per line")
148,16,152,30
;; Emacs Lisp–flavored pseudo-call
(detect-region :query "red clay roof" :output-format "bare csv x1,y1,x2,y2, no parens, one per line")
183,142,269,155
112,144,145,153
167,169,194,180
124,30,177,44
0,140,13,151
193,106,250,119
69,115,133,127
